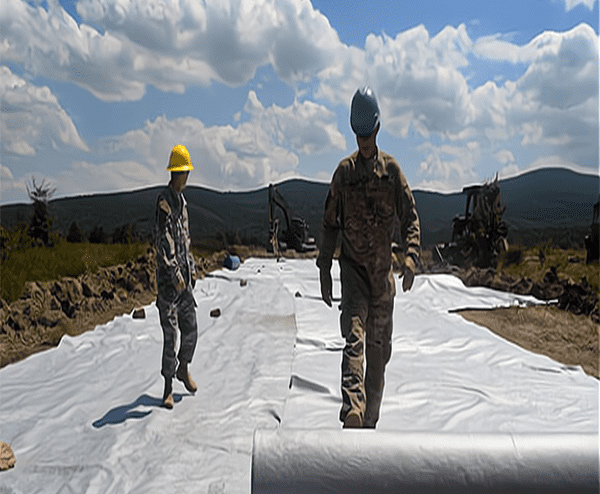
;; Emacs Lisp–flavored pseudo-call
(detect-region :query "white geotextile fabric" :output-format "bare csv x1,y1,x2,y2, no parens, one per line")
0,258,597,493
276,260,598,432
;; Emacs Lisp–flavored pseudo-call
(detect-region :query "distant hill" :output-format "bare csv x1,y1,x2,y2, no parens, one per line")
1,168,598,249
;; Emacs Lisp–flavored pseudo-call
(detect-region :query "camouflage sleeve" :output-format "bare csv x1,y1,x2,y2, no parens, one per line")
316,167,342,271
395,168,421,261
181,197,195,283
188,248,196,282
156,196,185,289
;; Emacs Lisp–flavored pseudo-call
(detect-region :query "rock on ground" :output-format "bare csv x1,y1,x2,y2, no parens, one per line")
0,441,15,471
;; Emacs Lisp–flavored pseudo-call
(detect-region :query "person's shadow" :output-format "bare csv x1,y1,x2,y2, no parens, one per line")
92,393,186,428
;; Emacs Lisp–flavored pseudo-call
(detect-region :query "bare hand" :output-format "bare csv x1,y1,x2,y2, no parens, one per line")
319,268,332,307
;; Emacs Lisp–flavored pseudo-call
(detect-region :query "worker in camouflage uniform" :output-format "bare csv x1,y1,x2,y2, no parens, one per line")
155,144,198,409
317,87,421,428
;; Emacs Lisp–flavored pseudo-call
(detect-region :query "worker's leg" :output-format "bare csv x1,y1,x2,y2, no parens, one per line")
176,289,198,366
157,293,179,380
363,269,395,428
339,260,370,426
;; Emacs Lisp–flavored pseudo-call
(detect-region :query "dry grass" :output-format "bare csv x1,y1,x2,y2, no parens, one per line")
1,241,147,304
498,244,599,294
458,305,599,379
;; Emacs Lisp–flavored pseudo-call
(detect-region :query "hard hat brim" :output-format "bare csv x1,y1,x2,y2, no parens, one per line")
167,163,194,172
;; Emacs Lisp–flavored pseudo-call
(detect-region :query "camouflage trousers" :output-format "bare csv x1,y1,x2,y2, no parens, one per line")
339,258,395,428
157,287,198,379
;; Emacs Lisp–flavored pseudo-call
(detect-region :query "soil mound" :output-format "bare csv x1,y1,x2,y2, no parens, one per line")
0,248,158,367
456,266,599,323
0,247,255,368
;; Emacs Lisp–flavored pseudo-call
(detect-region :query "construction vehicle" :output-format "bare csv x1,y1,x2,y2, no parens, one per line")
268,184,316,258
584,198,599,263
434,178,508,269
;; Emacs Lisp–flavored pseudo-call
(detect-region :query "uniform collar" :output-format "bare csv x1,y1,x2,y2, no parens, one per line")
357,148,386,178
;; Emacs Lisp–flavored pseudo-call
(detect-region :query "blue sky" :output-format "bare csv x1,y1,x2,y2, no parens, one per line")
0,0,598,205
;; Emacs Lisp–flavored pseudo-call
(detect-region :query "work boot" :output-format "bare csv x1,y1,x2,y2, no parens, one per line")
343,410,362,429
176,362,197,393
163,377,174,409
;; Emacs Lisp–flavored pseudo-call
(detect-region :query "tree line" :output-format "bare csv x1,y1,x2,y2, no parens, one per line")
1,177,143,263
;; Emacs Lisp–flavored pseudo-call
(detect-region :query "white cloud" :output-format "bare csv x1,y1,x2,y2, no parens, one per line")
0,0,150,101
417,140,480,191
505,25,598,168
316,21,597,189
498,163,520,179
495,149,516,166
454,24,598,180
58,159,158,197
0,0,343,101
515,24,598,110
495,151,519,180
317,24,473,138
6,140,36,156
86,114,300,192
66,91,345,194
563,0,597,11
0,66,89,157
0,165,14,180
314,170,332,182
0,74,346,202
243,90,346,155
0,169,51,204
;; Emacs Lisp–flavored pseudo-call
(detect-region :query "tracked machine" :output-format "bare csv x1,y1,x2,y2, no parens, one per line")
268,184,316,258
434,178,508,269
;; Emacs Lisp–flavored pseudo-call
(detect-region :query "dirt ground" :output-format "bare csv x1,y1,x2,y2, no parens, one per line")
458,305,599,379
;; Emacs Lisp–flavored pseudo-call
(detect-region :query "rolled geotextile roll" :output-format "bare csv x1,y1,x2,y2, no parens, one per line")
251,429,599,494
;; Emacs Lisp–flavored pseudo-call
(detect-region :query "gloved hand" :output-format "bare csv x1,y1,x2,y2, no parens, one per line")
175,273,186,293
319,268,333,307
402,255,417,292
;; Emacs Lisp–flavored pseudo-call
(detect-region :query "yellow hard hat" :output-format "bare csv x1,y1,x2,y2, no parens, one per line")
167,144,193,172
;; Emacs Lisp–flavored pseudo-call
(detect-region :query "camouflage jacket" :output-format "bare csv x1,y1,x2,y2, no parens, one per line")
317,150,421,288
155,184,196,297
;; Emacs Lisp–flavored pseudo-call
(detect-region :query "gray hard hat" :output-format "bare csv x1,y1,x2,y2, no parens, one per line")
350,87,380,137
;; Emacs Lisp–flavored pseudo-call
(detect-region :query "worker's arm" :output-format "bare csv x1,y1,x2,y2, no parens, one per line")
316,169,342,306
156,197,186,293
395,167,421,292
182,199,196,288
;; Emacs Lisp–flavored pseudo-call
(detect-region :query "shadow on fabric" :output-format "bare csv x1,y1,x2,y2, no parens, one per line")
92,393,185,428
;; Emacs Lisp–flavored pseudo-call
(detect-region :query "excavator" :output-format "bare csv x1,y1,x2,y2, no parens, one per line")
268,184,316,258
434,178,509,269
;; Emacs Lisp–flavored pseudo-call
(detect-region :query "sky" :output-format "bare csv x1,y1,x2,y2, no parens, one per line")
0,0,598,205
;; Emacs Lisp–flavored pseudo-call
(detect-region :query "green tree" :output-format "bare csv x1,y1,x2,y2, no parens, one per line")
66,221,87,243
111,223,136,244
89,225,107,244
27,177,56,246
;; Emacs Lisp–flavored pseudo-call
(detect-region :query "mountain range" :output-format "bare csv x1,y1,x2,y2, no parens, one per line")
1,167,598,249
